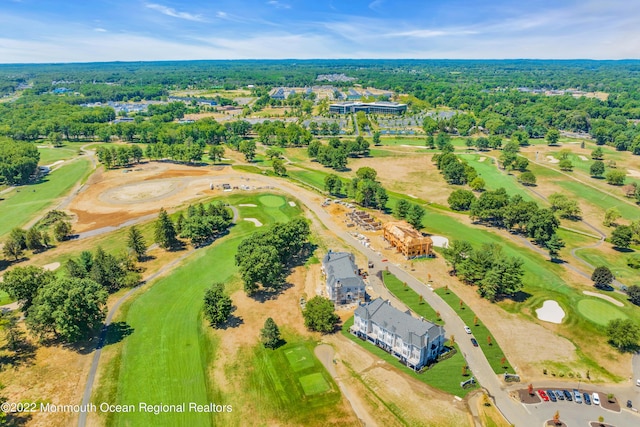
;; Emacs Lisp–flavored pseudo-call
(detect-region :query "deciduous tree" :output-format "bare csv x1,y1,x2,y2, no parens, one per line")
302,296,339,333
203,283,233,327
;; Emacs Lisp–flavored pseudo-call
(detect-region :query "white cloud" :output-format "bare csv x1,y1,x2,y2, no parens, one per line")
369,0,384,11
145,3,206,22
94,28,107,32
267,1,290,9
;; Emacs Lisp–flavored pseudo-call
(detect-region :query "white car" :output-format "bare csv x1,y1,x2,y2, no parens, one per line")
464,326,472,334
592,392,600,405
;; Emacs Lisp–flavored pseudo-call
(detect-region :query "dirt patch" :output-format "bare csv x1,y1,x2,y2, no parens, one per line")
477,157,487,162
627,169,640,178
516,389,541,404
582,291,624,307
546,156,560,164
66,162,239,232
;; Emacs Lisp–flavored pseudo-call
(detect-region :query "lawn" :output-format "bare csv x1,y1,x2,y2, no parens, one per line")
458,154,536,202
95,193,303,426
110,227,249,426
0,291,12,306
576,299,629,326
575,247,640,288
342,317,477,397
37,146,79,164
0,159,92,238
434,288,514,374
382,271,439,323
241,339,344,424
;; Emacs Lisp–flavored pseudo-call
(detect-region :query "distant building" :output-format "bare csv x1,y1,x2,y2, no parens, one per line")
321,251,366,305
269,87,295,100
329,101,407,115
383,221,433,259
352,298,445,370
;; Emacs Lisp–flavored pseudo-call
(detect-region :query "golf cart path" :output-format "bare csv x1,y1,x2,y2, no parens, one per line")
315,344,379,427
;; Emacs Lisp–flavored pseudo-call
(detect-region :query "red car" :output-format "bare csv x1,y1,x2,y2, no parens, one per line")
537,390,549,402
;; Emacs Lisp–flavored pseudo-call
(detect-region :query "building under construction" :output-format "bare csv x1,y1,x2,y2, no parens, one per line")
383,221,433,259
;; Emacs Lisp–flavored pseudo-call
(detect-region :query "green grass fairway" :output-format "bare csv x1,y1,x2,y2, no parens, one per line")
0,159,91,238
299,373,330,396
111,229,249,426
458,154,535,201
259,194,286,207
285,346,315,372
97,194,303,426
38,146,78,164
577,299,629,326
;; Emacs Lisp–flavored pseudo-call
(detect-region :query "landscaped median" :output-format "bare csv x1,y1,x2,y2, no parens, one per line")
342,317,478,397
434,287,514,375
381,271,439,323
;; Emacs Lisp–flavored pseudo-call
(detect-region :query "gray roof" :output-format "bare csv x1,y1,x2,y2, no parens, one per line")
323,251,365,291
355,298,442,347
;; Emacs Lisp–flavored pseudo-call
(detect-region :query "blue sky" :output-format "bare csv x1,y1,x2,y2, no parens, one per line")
0,0,638,63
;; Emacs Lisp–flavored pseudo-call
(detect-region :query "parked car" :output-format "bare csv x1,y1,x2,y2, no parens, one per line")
464,326,472,334
573,389,582,403
636,379,640,387
537,390,549,402
583,392,591,405
470,338,479,347
562,390,572,401
592,392,600,405
627,400,633,408
546,390,557,402
554,390,564,401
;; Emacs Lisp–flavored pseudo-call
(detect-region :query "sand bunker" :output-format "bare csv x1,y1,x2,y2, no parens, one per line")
43,262,61,271
288,201,296,207
477,157,487,162
546,156,559,164
239,204,257,207
536,300,565,324
578,155,589,161
431,236,449,248
100,180,185,204
244,218,263,227
407,194,418,199
627,169,640,178
582,291,624,307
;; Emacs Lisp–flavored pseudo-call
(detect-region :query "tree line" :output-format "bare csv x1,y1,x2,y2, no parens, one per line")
443,240,525,301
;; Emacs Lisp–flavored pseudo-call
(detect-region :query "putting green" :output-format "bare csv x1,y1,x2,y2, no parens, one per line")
285,346,315,372
259,195,286,207
577,299,629,326
299,373,330,396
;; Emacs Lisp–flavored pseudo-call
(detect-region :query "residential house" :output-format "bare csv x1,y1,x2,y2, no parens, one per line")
352,298,445,370
321,251,366,305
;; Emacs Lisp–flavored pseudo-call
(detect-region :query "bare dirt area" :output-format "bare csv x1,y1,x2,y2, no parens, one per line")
339,154,454,205
324,334,472,427
67,162,239,232
0,342,93,427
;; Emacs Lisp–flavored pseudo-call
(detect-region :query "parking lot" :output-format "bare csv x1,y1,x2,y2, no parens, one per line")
514,386,640,426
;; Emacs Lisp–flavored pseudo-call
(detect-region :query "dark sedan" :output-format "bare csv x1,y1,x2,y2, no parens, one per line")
470,338,479,347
